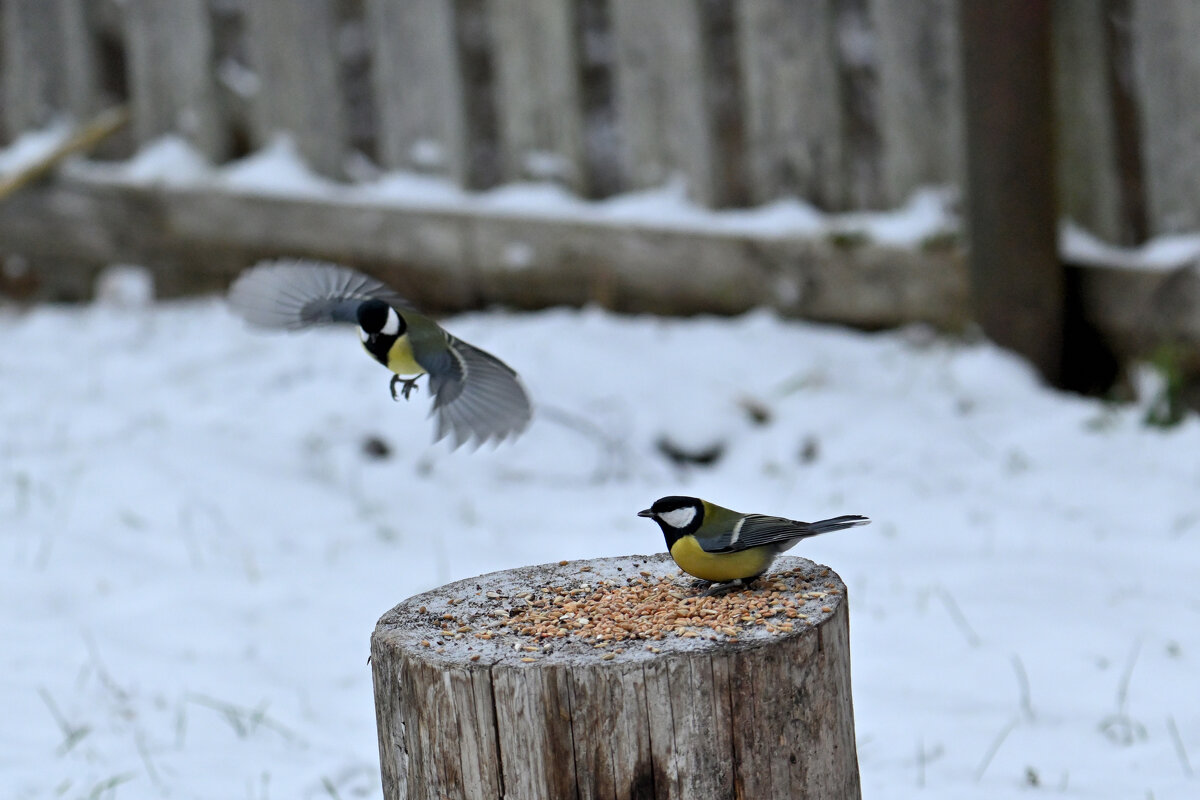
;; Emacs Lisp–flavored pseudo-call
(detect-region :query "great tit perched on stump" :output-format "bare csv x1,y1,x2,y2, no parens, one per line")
639,496,868,593
228,259,532,448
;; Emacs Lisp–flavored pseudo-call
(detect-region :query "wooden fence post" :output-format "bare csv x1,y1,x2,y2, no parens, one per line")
371,554,860,799
960,0,1064,385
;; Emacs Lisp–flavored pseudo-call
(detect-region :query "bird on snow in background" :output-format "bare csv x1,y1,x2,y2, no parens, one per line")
227,259,532,448
638,496,869,594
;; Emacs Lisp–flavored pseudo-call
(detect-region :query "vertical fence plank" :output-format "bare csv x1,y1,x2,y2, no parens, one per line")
609,0,730,207
871,0,962,205
488,0,589,193
2,0,101,136
1131,0,1200,236
124,0,225,159
1052,0,1129,245
244,0,348,178
737,0,846,209
367,0,474,185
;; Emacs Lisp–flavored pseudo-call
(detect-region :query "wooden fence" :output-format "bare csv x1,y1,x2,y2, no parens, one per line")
1,1,1200,365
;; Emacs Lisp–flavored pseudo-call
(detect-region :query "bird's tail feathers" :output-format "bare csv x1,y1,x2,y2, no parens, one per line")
803,515,870,536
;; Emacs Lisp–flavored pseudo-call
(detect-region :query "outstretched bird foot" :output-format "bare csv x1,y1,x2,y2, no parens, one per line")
390,374,421,401
699,578,755,598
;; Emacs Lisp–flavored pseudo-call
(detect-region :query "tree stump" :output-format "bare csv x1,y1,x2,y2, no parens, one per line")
371,554,860,800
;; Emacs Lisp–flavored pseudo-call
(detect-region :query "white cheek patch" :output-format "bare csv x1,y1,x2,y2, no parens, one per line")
659,506,696,529
381,308,401,336
359,328,370,343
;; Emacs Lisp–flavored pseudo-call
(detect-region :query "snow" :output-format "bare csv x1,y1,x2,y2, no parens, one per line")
1063,222,1200,271
0,119,73,176
2,293,1199,799
63,133,958,243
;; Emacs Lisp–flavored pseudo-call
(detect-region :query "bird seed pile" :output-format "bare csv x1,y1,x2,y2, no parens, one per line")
413,562,842,660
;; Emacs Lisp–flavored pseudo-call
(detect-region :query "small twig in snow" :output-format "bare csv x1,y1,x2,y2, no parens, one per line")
1011,654,1035,721
83,632,129,703
134,730,167,792
1166,716,1194,777
1099,638,1148,745
974,717,1020,782
913,737,945,788
185,693,302,745
322,776,344,800
935,586,981,647
82,772,136,800
37,687,91,756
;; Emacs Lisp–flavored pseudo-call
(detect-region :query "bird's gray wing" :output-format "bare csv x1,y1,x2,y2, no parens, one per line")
698,515,809,553
227,259,413,329
423,334,532,449
700,514,868,553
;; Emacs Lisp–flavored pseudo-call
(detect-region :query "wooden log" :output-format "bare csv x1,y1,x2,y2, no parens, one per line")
0,176,966,323
123,0,226,160
243,0,348,178
371,553,861,800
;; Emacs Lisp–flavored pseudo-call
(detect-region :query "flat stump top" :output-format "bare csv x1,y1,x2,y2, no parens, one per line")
374,553,847,666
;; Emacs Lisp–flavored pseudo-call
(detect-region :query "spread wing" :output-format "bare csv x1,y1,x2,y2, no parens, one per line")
422,333,532,449
227,259,412,329
698,514,868,553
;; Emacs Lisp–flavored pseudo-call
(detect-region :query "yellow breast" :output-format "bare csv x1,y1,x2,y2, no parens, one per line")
385,335,425,377
668,536,775,582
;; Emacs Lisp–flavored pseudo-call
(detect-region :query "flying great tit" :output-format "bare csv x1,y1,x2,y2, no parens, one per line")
228,260,532,448
638,496,868,590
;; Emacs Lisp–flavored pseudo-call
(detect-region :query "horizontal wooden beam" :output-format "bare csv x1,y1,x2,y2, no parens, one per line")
0,175,967,329
3,172,1197,369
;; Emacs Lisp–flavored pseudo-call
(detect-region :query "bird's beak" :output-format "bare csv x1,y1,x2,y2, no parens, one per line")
637,509,654,518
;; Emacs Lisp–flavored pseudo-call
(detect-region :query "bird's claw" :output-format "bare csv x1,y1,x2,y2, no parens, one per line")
390,375,421,401
699,578,755,598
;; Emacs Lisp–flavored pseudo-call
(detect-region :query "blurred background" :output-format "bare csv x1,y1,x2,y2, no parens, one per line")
2,2,1200,799
2,0,1199,406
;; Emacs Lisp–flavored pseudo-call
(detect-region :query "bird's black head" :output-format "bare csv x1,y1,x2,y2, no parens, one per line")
637,495,704,548
356,299,404,335
357,299,405,361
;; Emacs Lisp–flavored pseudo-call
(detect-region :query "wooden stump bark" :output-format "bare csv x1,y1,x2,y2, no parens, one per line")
371,554,860,800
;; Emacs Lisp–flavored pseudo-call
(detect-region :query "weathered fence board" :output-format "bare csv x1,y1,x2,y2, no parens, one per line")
736,0,845,210
487,0,589,192
610,0,725,206
872,0,963,206
1053,0,1125,244
1132,0,1200,236
367,0,475,184
124,0,224,159
244,0,348,178
1,0,100,137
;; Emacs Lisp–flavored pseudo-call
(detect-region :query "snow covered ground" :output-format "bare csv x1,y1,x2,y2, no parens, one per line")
2,287,1198,799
